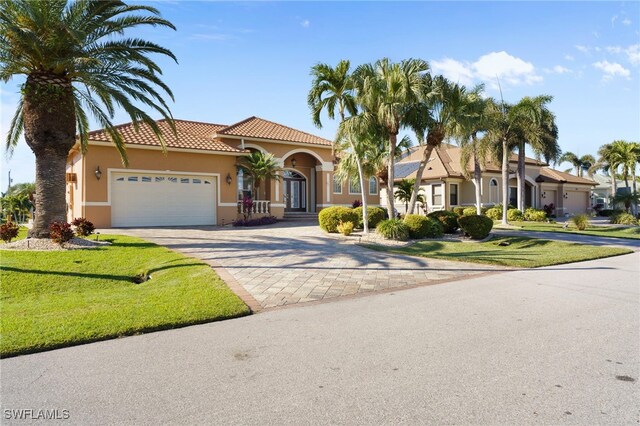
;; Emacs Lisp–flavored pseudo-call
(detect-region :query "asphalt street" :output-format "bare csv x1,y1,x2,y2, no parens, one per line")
2,253,639,425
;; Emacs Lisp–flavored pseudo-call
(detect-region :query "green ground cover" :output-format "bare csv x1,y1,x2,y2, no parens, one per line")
497,221,640,240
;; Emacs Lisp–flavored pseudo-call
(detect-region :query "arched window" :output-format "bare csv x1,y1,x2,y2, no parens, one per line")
489,178,499,204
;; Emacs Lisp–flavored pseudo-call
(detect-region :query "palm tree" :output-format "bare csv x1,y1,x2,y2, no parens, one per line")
394,179,424,214
237,151,281,200
593,143,618,203
513,95,560,212
559,152,596,177
1,0,177,237
350,58,429,218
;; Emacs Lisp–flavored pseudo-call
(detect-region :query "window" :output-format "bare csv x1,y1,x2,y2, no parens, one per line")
168,177,177,183
155,177,165,182
349,177,361,194
489,179,498,204
141,176,151,182
180,178,189,184
432,184,443,206
333,175,342,194
449,183,458,206
509,187,517,207
127,176,138,182
192,178,201,184
116,177,124,182
237,168,253,199
369,177,378,195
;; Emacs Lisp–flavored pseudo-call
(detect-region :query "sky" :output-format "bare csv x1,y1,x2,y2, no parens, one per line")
1,1,639,190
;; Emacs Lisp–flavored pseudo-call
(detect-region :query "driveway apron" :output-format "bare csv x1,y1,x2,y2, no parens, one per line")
116,222,499,309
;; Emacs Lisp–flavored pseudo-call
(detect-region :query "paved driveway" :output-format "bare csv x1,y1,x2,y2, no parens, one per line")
117,221,498,309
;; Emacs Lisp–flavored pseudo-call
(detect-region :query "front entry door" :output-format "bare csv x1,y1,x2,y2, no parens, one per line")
283,171,306,212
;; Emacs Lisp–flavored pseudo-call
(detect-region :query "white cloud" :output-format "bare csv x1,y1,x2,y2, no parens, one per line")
575,45,590,54
544,65,572,74
300,19,310,28
565,54,575,61
606,45,623,54
593,60,631,80
626,44,640,66
622,18,632,26
472,51,543,86
430,58,474,86
611,15,618,27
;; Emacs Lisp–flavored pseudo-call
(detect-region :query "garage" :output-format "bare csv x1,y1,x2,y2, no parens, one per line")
563,191,588,215
111,172,217,227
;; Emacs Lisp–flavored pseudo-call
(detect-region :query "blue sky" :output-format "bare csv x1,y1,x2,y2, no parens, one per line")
1,1,639,189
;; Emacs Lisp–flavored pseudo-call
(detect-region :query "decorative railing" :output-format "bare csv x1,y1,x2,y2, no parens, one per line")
237,200,271,215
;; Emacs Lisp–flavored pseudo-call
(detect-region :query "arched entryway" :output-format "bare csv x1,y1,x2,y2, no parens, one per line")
283,170,306,212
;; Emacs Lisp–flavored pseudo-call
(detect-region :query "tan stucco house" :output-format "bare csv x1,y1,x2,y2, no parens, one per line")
66,116,380,228
382,144,596,216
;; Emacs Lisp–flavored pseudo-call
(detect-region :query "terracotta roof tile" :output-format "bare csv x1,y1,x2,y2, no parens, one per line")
87,119,246,153
217,116,333,146
537,168,596,185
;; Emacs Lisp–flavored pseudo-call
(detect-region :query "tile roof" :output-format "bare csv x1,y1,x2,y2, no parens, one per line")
536,168,596,185
87,119,245,153
216,116,333,147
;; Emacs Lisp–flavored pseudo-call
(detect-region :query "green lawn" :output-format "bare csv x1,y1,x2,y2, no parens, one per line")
497,221,640,240
0,235,250,357
364,236,632,268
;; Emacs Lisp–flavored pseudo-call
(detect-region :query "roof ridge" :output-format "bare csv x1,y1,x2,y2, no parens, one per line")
219,116,333,144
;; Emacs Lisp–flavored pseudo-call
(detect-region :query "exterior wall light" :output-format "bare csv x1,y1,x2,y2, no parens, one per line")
541,191,546,199
563,193,569,199
94,166,102,180
291,157,296,168
226,172,232,185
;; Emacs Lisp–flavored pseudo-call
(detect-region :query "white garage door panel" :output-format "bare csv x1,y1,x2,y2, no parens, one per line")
564,191,587,215
111,173,216,227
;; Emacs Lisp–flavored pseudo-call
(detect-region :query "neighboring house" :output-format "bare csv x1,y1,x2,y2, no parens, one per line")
381,143,596,216
66,117,379,228
591,174,633,209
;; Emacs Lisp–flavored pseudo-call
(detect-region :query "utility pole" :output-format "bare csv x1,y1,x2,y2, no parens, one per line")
7,169,12,194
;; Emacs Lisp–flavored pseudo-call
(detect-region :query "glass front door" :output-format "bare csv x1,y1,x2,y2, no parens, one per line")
283,171,306,212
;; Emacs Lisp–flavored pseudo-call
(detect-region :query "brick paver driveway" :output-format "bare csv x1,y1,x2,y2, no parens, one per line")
117,221,500,309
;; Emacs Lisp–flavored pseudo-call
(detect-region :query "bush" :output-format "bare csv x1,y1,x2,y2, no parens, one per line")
570,214,590,230
337,221,354,236
462,207,477,216
71,217,95,237
543,203,555,217
0,222,20,243
318,206,359,233
232,216,278,227
485,207,501,220
353,206,385,229
599,209,624,217
524,208,547,222
404,214,444,239
427,210,459,233
507,208,524,221
49,221,74,245
458,215,493,240
452,207,465,217
376,219,410,241
610,212,638,225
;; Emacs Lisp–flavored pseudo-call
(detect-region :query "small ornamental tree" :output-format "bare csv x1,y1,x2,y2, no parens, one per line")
49,221,74,245
0,222,20,243
71,217,95,237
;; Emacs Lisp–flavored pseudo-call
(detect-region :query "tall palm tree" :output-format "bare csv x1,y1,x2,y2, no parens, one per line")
237,151,281,200
394,178,424,214
308,60,357,128
593,143,618,202
559,152,596,177
350,58,429,218
1,0,177,237
513,95,560,212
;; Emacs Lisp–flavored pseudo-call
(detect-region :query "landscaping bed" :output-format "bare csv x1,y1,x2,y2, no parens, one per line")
498,221,640,240
0,234,250,357
363,236,632,268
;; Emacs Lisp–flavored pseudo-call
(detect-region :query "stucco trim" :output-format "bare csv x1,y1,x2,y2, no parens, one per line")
87,140,246,156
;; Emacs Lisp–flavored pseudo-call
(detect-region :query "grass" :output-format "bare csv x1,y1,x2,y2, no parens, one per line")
0,234,250,357
364,236,632,268
497,221,640,240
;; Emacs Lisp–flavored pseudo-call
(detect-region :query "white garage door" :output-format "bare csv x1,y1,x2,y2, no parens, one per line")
111,172,216,227
564,191,588,215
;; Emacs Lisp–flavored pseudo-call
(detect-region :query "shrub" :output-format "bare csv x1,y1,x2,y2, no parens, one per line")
543,203,555,217
599,209,624,217
427,210,459,233
507,208,524,221
351,199,362,208
610,212,638,225
232,216,278,227
0,222,20,243
71,217,95,237
49,221,74,245
318,206,359,233
458,215,493,240
337,221,354,236
452,207,465,217
524,208,547,222
570,214,590,230
404,214,443,239
462,207,477,216
485,207,501,220
353,206,385,229
376,219,410,241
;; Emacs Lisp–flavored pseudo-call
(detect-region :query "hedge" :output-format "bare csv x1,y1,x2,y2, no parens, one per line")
318,206,359,233
458,215,493,240
404,214,444,239
427,210,459,233
353,206,385,229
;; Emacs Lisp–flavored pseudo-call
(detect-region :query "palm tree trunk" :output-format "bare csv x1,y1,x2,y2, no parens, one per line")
501,137,509,225
474,153,482,215
611,171,617,209
22,72,76,238
517,140,525,211
356,161,369,234
633,170,638,216
407,143,435,215
387,133,397,218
